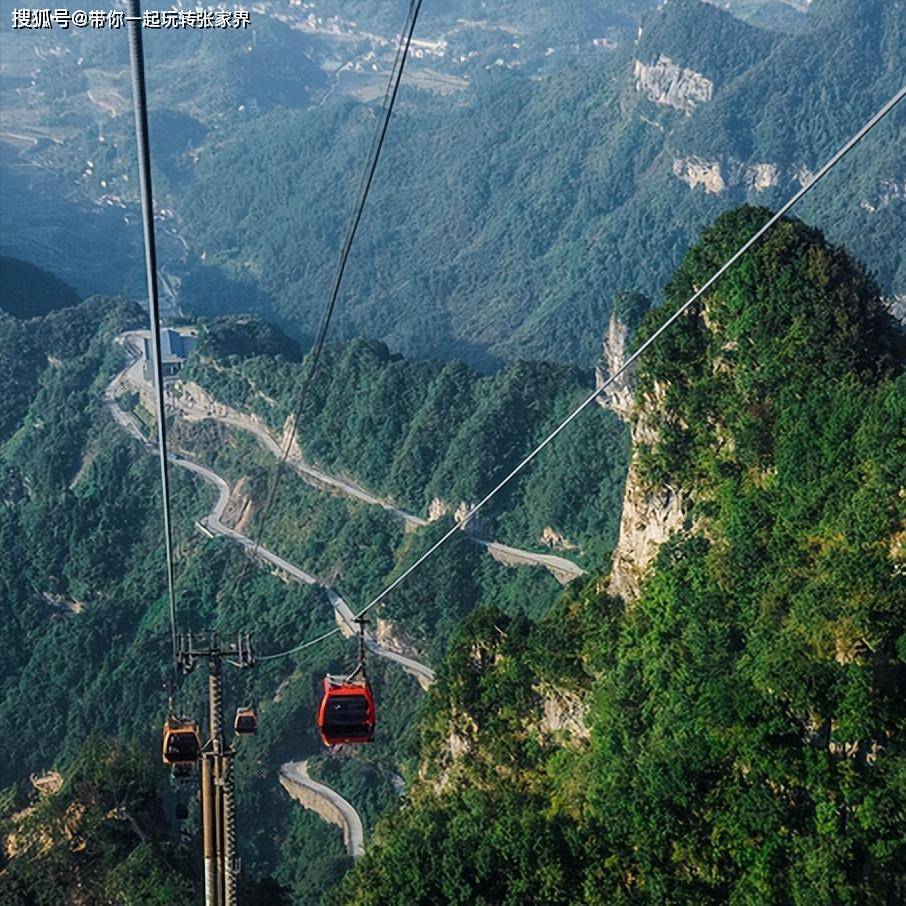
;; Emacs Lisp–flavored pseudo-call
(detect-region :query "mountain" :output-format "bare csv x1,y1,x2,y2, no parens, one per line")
181,319,630,564
2,200,903,901
3,205,902,903
0,10,327,300
0,738,194,905
710,0,810,31
3,1,900,367
0,257,79,319
0,282,629,899
339,207,906,903
1,0,903,897
171,0,905,366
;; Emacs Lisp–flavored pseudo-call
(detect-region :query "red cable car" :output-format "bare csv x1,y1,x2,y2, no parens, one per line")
317,675,376,746
316,618,376,746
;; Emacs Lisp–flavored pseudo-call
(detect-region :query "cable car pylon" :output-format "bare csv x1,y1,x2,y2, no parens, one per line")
177,631,253,906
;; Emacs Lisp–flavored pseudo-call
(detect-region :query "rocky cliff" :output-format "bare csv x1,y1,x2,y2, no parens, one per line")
596,308,690,603
634,55,714,114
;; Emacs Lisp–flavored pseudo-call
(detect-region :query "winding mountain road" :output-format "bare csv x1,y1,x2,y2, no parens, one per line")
106,370,436,689
106,332,584,853
279,761,365,858
107,363,430,856
149,342,585,585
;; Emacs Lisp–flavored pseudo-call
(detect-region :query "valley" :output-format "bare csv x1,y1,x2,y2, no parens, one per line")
0,1,903,903
4,1,899,366
1,202,903,905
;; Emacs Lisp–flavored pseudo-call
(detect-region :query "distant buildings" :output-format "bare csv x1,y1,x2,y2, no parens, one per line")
142,328,196,384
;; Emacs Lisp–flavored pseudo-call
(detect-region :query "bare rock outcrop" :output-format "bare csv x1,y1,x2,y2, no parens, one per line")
595,311,635,421
427,497,450,522
30,772,64,797
886,295,906,325
600,309,691,602
607,467,688,603
672,156,779,195
537,686,590,743
222,477,254,533
539,526,579,552
41,592,84,615
860,179,905,214
634,55,714,114
427,713,481,792
375,618,427,663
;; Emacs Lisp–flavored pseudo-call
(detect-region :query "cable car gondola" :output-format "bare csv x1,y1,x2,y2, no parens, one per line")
317,675,376,745
316,619,376,746
161,716,201,766
234,706,258,735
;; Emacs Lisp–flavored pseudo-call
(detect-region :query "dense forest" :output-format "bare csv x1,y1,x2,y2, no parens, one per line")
0,257,80,319
181,321,630,564
340,208,906,903
1,738,195,905
3,0,901,365
171,0,905,365
1,0,903,898
2,209,903,902
0,264,626,901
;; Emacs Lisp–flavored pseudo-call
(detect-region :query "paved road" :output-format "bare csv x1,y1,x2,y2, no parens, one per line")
187,461,435,688
280,761,365,858
121,330,585,583
171,379,426,529
106,357,407,858
166,372,585,584
107,361,436,690
473,538,585,585
108,331,584,862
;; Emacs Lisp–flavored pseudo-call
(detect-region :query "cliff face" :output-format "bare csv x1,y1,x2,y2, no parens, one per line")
607,455,688,602
597,310,690,603
0,741,189,901
634,55,714,114
343,208,906,906
672,155,780,195
595,312,634,422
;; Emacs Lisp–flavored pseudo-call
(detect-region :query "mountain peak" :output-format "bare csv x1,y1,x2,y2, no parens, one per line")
637,0,776,83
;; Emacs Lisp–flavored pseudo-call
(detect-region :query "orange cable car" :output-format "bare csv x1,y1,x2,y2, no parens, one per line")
316,618,376,746
161,716,201,766
234,706,258,735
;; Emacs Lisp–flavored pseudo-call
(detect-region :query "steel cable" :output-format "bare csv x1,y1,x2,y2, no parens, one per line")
126,0,180,670
247,0,424,567
255,83,905,663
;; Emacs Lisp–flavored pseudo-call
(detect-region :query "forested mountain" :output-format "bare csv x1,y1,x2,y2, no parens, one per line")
2,208,902,902
182,321,630,563
1,0,903,900
341,207,906,904
0,258,79,319
2,0,901,365
175,0,902,366
1,739,195,904
0,281,628,900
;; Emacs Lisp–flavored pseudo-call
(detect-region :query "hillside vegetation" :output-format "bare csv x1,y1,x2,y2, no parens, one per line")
4,1,901,366
1,207,902,903
182,325,630,563
340,207,906,904
0,739,194,905
172,0,904,365
0,287,628,900
0,258,79,319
